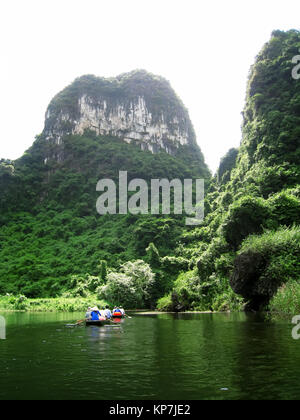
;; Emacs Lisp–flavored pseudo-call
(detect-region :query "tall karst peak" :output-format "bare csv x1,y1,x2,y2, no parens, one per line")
43,70,198,156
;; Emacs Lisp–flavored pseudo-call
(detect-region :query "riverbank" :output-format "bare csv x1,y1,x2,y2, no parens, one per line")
267,280,300,320
1,288,298,319
0,295,229,315
0,295,108,312
135,310,217,315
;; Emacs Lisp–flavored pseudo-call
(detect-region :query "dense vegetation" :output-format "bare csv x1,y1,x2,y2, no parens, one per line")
1,30,300,314
0,131,209,305
157,29,300,314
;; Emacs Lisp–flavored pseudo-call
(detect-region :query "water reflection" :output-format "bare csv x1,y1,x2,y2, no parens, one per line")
0,312,299,400
86,324,123,341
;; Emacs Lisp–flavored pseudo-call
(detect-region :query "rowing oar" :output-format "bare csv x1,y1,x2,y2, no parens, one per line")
65,319,85,327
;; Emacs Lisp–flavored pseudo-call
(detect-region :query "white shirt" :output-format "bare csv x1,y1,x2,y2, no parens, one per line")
104,309,112,318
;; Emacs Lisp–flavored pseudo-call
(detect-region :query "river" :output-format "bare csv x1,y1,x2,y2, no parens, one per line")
0,311,299,400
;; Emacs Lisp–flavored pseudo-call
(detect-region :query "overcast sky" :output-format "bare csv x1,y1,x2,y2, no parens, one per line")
1,0,300,172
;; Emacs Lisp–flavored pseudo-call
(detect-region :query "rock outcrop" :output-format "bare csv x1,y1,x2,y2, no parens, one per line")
230,251,283,311
42,70,198,159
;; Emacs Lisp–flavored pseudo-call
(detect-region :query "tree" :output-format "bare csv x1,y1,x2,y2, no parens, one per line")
97,260,155,308
99,260,108,283
145,243,161,269
217,148,238,184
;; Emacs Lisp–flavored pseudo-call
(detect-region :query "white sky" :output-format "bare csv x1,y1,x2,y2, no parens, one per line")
0,0,299,173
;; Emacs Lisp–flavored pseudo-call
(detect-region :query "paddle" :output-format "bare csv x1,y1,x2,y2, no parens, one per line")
65,319,85,327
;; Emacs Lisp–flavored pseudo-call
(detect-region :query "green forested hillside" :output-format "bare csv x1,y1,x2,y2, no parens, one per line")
158,29,300,313
0,132,209,300
1,30,300,314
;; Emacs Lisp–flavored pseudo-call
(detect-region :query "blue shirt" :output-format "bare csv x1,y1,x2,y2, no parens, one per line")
91,311,100,321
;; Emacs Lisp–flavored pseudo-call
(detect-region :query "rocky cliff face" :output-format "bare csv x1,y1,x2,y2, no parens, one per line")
43,70,198,157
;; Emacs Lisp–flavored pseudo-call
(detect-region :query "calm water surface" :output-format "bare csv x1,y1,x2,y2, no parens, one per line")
0,311,299,400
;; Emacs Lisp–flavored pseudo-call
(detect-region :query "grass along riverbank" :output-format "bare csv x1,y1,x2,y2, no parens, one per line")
268,280,300,320
2,284,300,317
0,295,109,312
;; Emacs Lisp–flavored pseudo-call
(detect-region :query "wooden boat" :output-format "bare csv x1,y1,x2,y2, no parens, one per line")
85,319,108,326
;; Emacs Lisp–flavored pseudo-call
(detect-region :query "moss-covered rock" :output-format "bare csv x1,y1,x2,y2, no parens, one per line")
231,227,300,311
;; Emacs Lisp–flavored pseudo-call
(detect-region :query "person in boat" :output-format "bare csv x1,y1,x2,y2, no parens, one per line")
104,305,112,319
120,307,125,316
85,307,92,320
90,306,102,321
112,307,123,316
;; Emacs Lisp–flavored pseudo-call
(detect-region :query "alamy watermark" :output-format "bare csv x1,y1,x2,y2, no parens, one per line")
96,171,205,226
0,316,6,340
292,50,300,80
292,315,300,340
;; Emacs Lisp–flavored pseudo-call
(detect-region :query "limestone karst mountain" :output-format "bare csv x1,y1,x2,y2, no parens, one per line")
0,70,210,298
43,70,200,161
1,30,299,313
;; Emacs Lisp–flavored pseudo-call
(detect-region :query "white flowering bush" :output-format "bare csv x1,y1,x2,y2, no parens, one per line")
97,260,155,308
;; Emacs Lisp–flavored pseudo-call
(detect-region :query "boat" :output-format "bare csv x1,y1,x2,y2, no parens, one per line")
112,312,125,318
85,319,108,326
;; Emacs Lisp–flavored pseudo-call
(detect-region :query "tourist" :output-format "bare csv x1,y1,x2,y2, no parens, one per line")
112,307,123,317
104,305,112,319
90,306,101,321
85,307,92,320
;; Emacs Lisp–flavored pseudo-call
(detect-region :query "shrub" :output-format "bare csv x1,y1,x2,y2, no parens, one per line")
97,260,155,308
156,293,173,311
63,274,102,298
231,226,300,310
221,196,272,249
171,270,202,311
197,236,229,280
145,243,161,269
268,190,300,226
211,288,244,312
269,280,300,317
